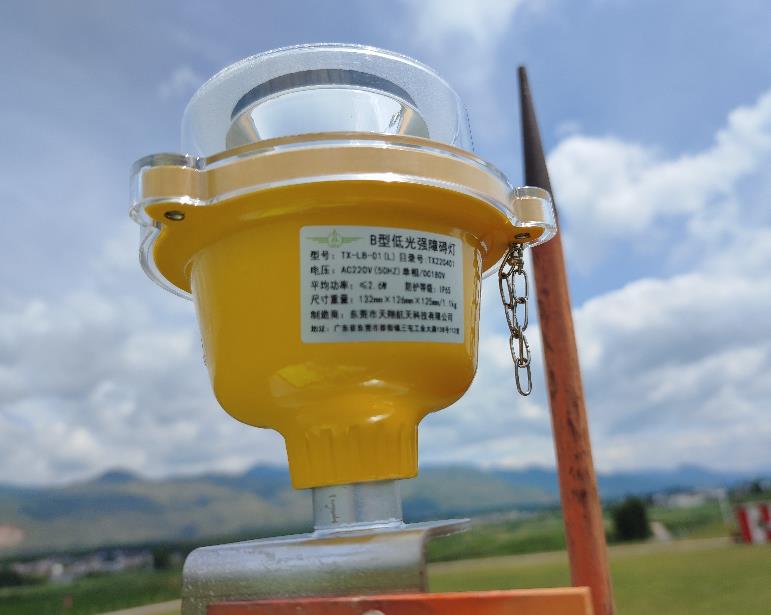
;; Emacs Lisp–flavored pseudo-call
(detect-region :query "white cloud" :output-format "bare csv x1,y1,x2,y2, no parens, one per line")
406,0,533,52
555,120,582,138
398,0,548,147
549,89,771,269
574,269,771,467
158,65,204,101
0,287,286,485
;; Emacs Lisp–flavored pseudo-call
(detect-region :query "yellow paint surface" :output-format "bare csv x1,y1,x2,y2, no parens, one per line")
146,180,503,488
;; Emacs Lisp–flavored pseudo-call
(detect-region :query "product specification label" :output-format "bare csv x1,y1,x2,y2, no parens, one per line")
300,225,464,343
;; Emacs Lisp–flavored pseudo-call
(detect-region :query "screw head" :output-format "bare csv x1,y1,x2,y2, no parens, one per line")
164,210,185,221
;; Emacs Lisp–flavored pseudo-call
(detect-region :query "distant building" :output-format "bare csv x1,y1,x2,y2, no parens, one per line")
11,549,153,583
652,487,726,509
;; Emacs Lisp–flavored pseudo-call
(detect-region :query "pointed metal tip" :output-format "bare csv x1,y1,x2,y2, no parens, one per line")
517,65,553,196
517,66,530,102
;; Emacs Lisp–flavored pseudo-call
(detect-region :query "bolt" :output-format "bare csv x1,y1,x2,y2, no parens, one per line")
164,210,185,221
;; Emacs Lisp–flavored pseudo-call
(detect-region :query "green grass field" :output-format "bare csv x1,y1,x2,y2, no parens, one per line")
0,570,180,615
648,500,728,539
430,539,771,615
426,511,568,562
426,501,729,562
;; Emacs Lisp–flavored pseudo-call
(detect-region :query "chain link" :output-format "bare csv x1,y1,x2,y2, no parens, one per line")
498,242,532,395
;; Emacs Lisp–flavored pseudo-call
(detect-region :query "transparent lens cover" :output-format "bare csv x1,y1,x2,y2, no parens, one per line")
182,44,473,156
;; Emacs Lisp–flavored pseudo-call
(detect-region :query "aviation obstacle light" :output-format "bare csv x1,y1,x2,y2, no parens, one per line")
130,44,556,614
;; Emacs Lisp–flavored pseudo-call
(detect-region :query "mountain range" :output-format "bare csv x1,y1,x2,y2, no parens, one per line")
0,463,758,556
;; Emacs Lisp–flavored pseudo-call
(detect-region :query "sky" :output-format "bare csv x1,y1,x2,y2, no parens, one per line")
1,0,770,485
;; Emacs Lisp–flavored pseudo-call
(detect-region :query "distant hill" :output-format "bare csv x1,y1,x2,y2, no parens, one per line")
490,464,750,500
0,463,756,556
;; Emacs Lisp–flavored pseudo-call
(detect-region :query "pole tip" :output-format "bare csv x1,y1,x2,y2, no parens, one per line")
518,65,531,97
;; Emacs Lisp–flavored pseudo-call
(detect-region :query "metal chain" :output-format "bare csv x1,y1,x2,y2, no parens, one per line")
498,242,532,396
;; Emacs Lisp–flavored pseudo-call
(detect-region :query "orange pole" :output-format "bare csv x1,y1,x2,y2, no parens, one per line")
518,67,615,615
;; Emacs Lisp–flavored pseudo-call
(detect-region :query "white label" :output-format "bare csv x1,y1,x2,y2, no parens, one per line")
300,226,464,343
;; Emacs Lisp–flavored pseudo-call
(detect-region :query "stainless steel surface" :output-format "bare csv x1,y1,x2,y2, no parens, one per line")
181,518,468,615
230,69,418,116
226,85,430,148
498,242,533,395
312,480,402,531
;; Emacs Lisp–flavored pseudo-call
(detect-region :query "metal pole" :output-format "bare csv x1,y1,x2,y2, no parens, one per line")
312,480,403,531
517,66,615,615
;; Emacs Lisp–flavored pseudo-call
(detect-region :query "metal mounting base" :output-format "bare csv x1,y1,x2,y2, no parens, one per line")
181,519,468,615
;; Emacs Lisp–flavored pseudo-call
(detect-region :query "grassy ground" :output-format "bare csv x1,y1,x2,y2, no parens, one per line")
430,538,771,615
427,501,728,562
0,570,180,615
648,500,728,539
427,511,568,562
99,600,180,615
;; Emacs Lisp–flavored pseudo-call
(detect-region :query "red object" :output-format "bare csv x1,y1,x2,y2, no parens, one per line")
761,503,771,542
736,502,771,544
737,505,753,543
518,67,615,615
208,588,594,614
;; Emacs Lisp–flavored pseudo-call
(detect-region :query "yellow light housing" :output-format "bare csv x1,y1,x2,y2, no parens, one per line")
130,45,555,488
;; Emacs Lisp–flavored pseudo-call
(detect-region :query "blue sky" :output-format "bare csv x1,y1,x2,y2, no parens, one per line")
1,0,770,484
